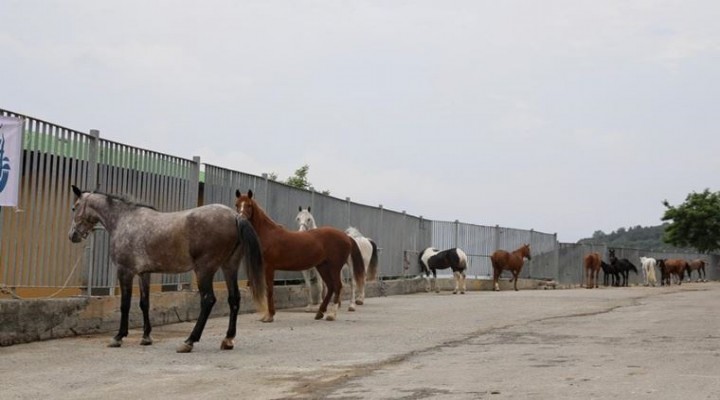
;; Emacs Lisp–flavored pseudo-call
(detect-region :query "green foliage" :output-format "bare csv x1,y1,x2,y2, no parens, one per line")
266,172,278,181
285,164,310,190
662,189,720,253
283,164,330,195
579,224,684,251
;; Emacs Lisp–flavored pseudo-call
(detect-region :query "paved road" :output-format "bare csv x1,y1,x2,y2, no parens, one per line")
2,283,719,399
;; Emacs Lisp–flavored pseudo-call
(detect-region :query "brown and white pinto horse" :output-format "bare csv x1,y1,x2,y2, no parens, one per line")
657,258,687,286
491,244,531,291
686,259,707,282
584,252,602,289
235,190,365,322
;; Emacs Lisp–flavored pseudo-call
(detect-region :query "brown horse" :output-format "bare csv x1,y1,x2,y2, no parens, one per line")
657,258,687,286
584,252,602,289
235,189,365,322
686,259,707,282
491,244,531,291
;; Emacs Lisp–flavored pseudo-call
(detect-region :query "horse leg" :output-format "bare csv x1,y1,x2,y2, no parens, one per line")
346,265,357,312
138,272,153,346
432,270,439,293
220,265,240,350
493,267,501,291
261,266,275,322
460,270,467,294
594,270,600,288
109,268,134,348
327,266,343,321
512,270,520,291
178,272,217,353
452,270,460,294
314,265,333,320
302,268,317,312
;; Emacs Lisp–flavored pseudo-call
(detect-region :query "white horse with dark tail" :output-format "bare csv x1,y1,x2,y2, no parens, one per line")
296,207,379,311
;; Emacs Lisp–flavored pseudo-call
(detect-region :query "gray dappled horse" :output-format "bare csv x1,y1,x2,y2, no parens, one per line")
68,185,266,353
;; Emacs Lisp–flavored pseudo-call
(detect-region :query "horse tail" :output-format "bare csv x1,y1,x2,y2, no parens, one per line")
350,238,366,290
236,217,267,311
456,248,468,271
647,261,657,283
367,239,379,281
418,249,429,276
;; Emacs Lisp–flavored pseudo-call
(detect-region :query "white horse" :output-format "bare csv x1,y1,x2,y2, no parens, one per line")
296,207,379,312
640,256,657,286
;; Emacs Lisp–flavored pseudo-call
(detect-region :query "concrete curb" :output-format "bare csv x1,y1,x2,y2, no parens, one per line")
0,277,553,346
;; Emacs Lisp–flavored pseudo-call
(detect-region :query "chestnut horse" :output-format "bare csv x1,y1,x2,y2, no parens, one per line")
584,252,601,289
657,258,687,286
68,185,266,353
235,190,365,322
686,259,707,282
491,244,531,291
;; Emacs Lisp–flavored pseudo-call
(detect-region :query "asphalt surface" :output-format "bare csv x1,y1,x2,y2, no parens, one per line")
2,282,719,399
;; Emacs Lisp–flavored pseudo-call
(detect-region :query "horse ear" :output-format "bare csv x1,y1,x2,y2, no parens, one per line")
235,189,241,199
71,185,82,197
248,190,253,199
308,206,311,212
298,206,302,212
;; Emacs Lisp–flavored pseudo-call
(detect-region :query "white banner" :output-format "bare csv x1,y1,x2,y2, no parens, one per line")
0,116,24,207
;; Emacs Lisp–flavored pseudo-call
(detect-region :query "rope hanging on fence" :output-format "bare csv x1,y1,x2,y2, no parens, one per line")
0,253,84,300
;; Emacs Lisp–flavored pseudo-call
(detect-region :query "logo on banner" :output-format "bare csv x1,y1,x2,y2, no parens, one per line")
0,128,10,193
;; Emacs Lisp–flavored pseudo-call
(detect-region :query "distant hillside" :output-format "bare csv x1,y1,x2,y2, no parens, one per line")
577,224,691,252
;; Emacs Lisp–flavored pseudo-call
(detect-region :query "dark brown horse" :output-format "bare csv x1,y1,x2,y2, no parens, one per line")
584,252,602,289
68,185,266,353
657,258,687,286
491,244,531,291
686,259,707,282
235,189,365,322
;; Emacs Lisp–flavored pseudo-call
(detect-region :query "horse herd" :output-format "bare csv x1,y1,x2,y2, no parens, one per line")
583,248,708,289
71,185,701,354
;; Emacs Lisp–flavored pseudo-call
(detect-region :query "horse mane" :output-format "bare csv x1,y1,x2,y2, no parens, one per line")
89,190,157,210
345,226,363,238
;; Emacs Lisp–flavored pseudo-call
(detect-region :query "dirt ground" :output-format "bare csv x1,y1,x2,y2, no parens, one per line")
2,282,719,399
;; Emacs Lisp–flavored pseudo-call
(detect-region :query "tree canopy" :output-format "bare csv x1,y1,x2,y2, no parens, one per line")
661,189,720,253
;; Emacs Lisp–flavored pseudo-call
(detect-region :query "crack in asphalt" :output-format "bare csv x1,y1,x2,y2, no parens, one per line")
276,293,667,399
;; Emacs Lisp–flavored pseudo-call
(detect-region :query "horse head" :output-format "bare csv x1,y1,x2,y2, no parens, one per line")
296,207,316,232
68,185,99,243
235,189,257,221
521,244,532,260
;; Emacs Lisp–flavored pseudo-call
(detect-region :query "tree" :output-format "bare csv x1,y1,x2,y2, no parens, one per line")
661,189,720,253
285,164,311,190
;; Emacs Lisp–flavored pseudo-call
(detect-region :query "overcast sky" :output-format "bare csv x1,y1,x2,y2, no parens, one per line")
2,1,719,242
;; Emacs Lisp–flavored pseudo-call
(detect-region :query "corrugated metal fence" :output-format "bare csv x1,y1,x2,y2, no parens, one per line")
0,108,717,298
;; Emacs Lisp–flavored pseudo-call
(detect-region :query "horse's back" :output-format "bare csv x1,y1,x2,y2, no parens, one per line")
584,252,601,269
490,250,511,267
266,226,352,270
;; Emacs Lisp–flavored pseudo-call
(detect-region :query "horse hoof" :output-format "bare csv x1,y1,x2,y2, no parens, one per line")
260,315,274,323
452,291,458,294
304,305,316,313
140,336,153,346
315,312,324,320
348,305,356,312
355,300,364,306
176,342,193,353
220,338,234,350
435,290,440,293
460,291,465,294
107,338,122,348
325,314,336,321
